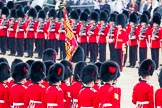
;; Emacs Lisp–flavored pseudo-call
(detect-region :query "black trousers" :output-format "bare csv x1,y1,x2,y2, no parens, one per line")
0,36,7,54
109,44,115,61
9,37,16,54
99,43,106,62
16,38,24,56
58,40,66,59
89,43,97,63
37,39,44,58
139,47,147,64
27,38,34,57
79,43,87,61
115,49,122,66
35,39,38,52
129,45,138,66
46,40,57,50
24,39,27,52
151,48,159,69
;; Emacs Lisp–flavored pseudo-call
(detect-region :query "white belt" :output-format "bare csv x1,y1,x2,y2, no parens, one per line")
103,103,112,107
47,103,58,107
30,100,42,104
0,100,4,103
80,107,94,108
157,106,162,108
136,101,149,105
73,99,78,103
13,102,24,106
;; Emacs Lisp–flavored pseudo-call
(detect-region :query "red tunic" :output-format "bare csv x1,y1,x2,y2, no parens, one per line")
0,18,9,36
150,27,162,48
10,83,27,108
113,84,121,108
98,24,109,43
107,25,117,44
60,82,71,108
45,85,64,108
8,20,17,38
58,22,66,40
15,21,26,39
25,20,37,38
24,83,46,108
78,87,98,108
97,83,118,108
0,82,10,108
88,23,100,43
36,22,47,39
155,88,162,107
132,80,154,108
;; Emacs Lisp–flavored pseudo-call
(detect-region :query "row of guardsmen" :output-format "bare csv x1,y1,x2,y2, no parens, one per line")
0,1,162,71
0,47,162,108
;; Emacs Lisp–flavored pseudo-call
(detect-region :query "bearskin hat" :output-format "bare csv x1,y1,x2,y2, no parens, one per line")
122,10,129,19
42,48,57,62
143,11,151,20
16,9,25,18
109,13,117,22
70,10,78,20
48,63,65,84
23,5,30,14
74,61,87,81
60,60,73,80
1,7,9,17
129,12,138,24
30,61,46,83
10,9,17,18
6,1,14,9
72,46,85,63
83,8,90,15
0,62,10,82
66,6,72,13
11,59,23,74
15,4,23,11
104,9,110,17
102,4,111,12
81,64,98,84
140,14,149,24
90,11,99,22
48,8,56,18
12,62,29,83
34,5,42,12
26,59,35,67
80,12,88,21
158,69,162,88
76,8,81,17
100,61,119,82
138,59,156,77
38,10,46,19
152,13,161,25
100,11,108,22
44,60,55,77
43,6,50,14
94,9,100,15
28,8,37,18
0,2,4,9
116,14,126,28
0,57,8,64
95,62,102,79
56,10,63,19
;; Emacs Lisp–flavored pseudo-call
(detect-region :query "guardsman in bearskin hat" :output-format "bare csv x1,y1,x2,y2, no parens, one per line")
6,1,15,11
60,60,73,108
0,62,10,107
88,11,100,63
8,9,17,56
70,61,87,108
45,63,65,107
46,8,58,50
77,64,98,108
132,59,155,108
155,69,162,107
15,9,25,57
10,62,29,108
25,8,37,58
94,62,102,90
98,11,109,62
150,13,162,70
36,10,46,59
42,48,57,62
97,61,120,107
127,12,138,68
114,13,127,71
24,61,46,108
107,12,118,61
0,2,4,15
57,10,67,60
0,7,9,55
78,12,89,61
137,14,151,65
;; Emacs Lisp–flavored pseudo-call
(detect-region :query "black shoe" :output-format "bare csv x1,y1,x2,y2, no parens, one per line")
35,56,41,59
16,55,23,57
57,58,62,60
25,55,32,58
126,65,132,67
130,65,135,68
